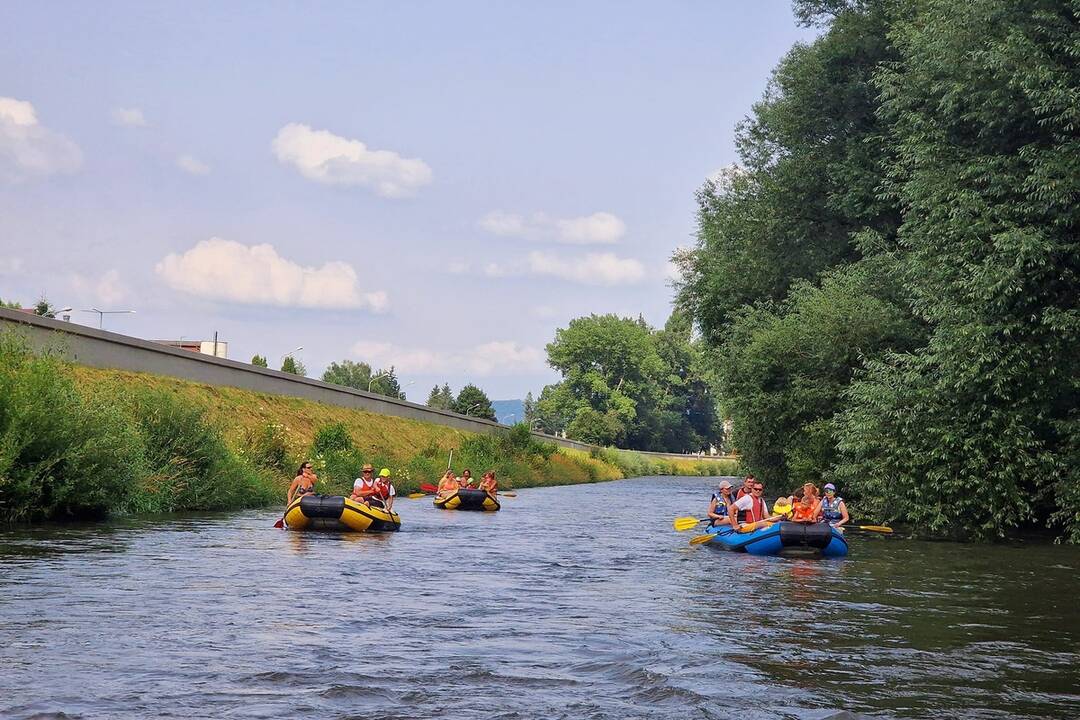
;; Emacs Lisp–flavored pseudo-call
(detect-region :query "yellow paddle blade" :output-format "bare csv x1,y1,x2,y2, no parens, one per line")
856,525,893,533
501,492,517,498
673,516,704,531
406,493,427,499
738,521,775,534
689,533,717,545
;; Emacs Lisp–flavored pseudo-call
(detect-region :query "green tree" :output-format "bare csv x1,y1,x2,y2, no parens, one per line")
368,366,406,400
280,356,306,376
250,355,268,368
322,359,405,399
452,384,496,420
426,383,454,410
0,298,20,310
832,0,1080,541
33,296,57,318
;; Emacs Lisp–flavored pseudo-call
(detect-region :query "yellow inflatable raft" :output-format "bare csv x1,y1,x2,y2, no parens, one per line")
433,487,500,511
284,494,401,532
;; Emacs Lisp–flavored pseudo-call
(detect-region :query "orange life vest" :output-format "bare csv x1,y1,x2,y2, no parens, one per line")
792,502,817,522
739,496,768,523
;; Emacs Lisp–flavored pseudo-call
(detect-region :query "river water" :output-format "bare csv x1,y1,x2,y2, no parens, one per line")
1,476,1078,720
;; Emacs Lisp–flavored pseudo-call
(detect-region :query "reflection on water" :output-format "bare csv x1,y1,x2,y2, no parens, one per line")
1,476,1078,720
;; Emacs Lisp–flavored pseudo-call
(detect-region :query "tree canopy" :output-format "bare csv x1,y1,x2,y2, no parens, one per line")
322,360,406,399
451,384,496,420
534,313,720,452
675,0,1080,541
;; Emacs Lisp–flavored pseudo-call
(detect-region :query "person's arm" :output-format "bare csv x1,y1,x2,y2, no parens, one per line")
707,496,721,521
729,495,749,529
836,500,849,527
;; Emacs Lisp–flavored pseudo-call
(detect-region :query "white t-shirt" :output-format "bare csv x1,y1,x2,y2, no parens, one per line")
732,495,756,513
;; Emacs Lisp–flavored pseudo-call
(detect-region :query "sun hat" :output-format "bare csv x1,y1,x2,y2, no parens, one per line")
718,479,733,489
362,463,374,472
379,468,391,478
824,482,836,491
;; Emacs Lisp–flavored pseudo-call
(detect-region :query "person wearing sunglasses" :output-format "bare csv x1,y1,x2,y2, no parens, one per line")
350,464,378,504
286,461,317,504
728,482,780,529
818,482,849,529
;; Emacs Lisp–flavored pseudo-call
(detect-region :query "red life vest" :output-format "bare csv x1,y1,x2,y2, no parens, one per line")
738,496,768,523
373,479,391,500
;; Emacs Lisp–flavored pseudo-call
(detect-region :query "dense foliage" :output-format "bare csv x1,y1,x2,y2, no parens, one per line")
676,0,1080,541
322,359,406,399
0,333,277,521
450,384,497,420
533,313,720,452
280,356,306,376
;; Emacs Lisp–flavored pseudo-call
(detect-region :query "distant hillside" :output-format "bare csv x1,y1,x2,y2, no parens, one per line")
492,399,524,425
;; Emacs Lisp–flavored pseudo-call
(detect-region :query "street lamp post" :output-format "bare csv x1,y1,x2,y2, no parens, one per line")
280,346,303,363
465,402,481,416
368,371,389,392
81,308,135,329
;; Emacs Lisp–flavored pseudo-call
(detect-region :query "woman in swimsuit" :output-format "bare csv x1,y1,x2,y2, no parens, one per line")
286,462,317,505
436,469,460,498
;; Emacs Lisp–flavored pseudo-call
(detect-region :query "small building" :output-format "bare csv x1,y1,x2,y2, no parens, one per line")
154,339,228,359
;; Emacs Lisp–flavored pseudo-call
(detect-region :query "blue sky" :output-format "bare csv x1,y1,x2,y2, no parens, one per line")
0,1,816,400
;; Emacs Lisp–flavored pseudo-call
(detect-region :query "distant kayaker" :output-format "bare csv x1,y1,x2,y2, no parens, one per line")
436,470,460,498
461,469,476,488
351,464,377,504
707,480,734,527
286,462,317,505
818,483,849,529
728,481,780,529
478,471,498,495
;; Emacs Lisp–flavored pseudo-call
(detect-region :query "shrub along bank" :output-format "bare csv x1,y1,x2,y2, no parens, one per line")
0,333,733,521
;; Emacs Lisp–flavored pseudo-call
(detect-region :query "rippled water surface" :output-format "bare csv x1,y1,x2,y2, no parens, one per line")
2,476,1078,720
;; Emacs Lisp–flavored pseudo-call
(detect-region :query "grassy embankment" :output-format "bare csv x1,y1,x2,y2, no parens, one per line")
0,333,737,521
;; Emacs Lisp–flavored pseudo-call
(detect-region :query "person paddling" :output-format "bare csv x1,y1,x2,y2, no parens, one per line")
286,462,317,505
707,480,735,527
367,468,396,510
728,481,780,530
436,469,460,498
818,483,849,529
478,471,498,496
351,464,377,504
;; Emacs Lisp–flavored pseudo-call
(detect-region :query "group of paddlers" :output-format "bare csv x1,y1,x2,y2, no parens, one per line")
285,462,500,508
707,475,849,530
436,468,498,498
286,462,397,510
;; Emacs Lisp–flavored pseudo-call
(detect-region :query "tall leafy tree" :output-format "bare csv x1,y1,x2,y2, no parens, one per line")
452,384,496,420
833,0,1080,541
280,356,306,376
250,355,268,368
426,384,454,410
322,359,405,399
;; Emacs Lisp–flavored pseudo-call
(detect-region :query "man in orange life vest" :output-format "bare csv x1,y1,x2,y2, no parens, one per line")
727,480,781,530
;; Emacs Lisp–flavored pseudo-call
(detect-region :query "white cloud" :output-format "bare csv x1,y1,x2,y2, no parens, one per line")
0,257,24,275
0,97,82,182
176,154,210,175
351,340,544,377
155,237,388,311
271,123,432,198
527,251,645,285
110,107,147,127
478,210,625,244
71,269,128,305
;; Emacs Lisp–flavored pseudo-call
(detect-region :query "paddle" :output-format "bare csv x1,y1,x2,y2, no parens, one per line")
274,517,285,529
673,516,709,531
848,524,893,533
419,483,439,494
500,492,517,498
406,492,427,499
689,532,718,545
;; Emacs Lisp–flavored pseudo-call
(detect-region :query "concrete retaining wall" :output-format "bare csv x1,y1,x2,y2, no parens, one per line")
0,307,732,463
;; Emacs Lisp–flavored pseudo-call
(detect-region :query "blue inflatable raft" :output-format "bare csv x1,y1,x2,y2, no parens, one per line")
705,521,848,558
